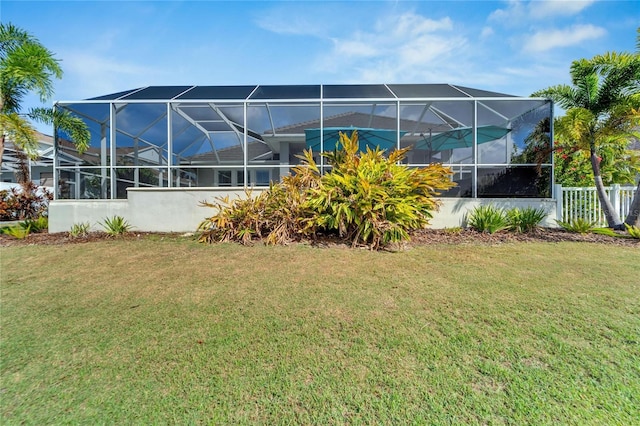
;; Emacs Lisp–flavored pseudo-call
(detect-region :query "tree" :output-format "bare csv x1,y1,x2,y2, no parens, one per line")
532,29,640,228
553,133,640,187
0,23,89,168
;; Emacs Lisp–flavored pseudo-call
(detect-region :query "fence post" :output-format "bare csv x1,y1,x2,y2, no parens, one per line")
610,184,620,217
555,184,563,224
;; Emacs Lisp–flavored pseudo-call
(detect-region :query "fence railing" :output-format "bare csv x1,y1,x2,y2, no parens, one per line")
556,184,637,226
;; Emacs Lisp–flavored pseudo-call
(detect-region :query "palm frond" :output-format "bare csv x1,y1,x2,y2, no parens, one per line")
531,85,578,109
1,41,62,103
0,23,34,59
570,58,597,88
554,108,595,149
0,83,26,113
0,112,39,158
28,107,90,154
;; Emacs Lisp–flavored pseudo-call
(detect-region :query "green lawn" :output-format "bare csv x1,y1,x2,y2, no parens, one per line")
1,238,639,425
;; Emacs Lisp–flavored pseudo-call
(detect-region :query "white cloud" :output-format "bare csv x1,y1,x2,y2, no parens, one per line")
331,33,380,58
489,0,526,22
529,0,596,19
56,51,168,100
481,26,495,38
315,12,466,83
257,15,326,37
255,4,337,37
489,0,596,23
523,24,607,52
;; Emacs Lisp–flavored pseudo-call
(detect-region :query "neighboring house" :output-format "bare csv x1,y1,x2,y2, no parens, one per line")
1,131,55,189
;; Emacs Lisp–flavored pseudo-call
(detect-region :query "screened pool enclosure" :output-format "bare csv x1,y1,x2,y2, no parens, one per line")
54,84,553,200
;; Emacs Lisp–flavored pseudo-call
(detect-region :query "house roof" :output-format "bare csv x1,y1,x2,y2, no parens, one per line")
84,84,517,102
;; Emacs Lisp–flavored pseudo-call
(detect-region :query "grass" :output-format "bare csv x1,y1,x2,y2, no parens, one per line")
1,237,639,424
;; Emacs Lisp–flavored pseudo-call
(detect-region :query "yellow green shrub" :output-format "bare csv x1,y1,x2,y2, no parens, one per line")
198,130,455,249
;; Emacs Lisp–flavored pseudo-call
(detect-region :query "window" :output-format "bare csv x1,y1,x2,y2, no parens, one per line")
218,170,232,186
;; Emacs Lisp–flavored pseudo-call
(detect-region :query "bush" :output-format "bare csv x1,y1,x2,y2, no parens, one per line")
592,227,618,237
467,205,509,234
624,223,640,239
0,182,52,221
1,224,30,239
69,222,91,238
100,216,132,236
198,160,319,246
198,130,456,249
21,216,48,233
556,217,596,234
306,132,455,249
506,206,547,233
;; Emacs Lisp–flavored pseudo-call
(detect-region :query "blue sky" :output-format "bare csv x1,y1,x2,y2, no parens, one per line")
2,0,638,120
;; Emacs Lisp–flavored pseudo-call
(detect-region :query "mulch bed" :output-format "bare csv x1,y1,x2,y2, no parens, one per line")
1,228,638,248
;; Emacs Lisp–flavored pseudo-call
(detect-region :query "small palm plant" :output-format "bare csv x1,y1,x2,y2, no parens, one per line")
555,217,597,234
466,205,509,234
21,216,48,233
69,222,91,238
100,215,132,236
506,207,547,233
1,224,30,239
624,223,640,239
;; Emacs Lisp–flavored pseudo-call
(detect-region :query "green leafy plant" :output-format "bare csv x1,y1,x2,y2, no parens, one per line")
0,182,52,221
506,206,547,233
592,227,619,237
69,222,91,238
443,226,463,235
100,215,132,236
624,223,640,239
466,205,509,234
302,131,455,249
1,224,30,239
198,130,456,249
21,216,48,233
555,217,597,234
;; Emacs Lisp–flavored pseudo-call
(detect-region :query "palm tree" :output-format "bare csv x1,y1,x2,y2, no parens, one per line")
0,23,89,168
532,29,640,229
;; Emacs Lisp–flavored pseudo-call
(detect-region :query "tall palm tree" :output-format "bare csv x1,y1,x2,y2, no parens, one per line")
0,23,89,168
532,29,640,228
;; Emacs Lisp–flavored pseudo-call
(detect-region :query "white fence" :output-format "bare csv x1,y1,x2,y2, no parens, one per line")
556,184,637,226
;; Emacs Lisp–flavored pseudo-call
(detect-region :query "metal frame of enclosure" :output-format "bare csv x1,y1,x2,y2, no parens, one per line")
54,84,553,200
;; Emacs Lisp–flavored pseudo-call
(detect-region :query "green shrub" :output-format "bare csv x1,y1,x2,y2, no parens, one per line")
198,130,456,249
100,216,132,236
1,224,30,239
624,223,640,239
306,132,455,249
69,222,91,238
443,226,463,235
0,182,52,221
21,216,48,233
506,206,547,233
467,205,509,234
592,227,618,237
555,217,596,234
198,161,318,246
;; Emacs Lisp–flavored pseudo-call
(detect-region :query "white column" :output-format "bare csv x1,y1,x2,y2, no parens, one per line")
279,140,289,182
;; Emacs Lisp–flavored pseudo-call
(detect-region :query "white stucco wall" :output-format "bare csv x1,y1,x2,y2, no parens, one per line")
429,198,558,228
49,187,559,233
48,188,250,233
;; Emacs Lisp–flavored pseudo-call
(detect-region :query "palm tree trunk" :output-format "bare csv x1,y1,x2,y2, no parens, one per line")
0,134,4,168
590,147,623,229
624,182,640,227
